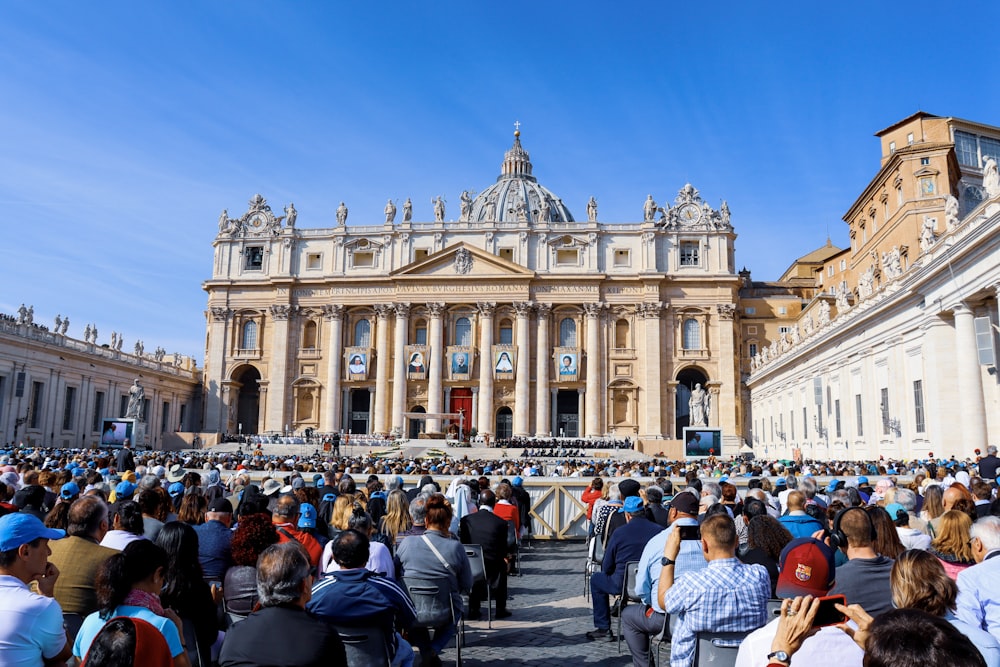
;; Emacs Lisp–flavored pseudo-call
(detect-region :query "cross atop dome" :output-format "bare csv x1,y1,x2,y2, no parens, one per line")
501,123,533,180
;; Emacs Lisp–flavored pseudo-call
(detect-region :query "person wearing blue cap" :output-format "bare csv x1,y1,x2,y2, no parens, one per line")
0,512,72,665
586,495,661,641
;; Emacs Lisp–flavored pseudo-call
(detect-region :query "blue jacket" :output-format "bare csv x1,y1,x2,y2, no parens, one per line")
779,513,825,539
602,516,663,590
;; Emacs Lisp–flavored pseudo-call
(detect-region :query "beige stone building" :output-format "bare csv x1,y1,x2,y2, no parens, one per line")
0,316,201,449
202,132,744,454
747,113,1000,460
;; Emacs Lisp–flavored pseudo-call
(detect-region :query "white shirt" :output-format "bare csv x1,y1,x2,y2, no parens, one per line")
0,575,67,666
99,530,146,551
735,616,864,667
322,539,395,580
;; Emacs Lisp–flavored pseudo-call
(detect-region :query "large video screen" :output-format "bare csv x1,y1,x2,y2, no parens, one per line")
101,419,134,447
683,428,722,458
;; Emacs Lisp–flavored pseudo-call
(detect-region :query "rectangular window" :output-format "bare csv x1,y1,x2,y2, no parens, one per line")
856,394,863,437
840,259,846,271
835,399,842,438
749,343,758,357
982,137,1000,164
745,307,756,316
896,186,903,207
881,387,890,435
778,307,787,315
15,372,25,397
142,399,149,423
30,382,44,429
613,249,630,267
913,380,926,433
556,249,579,265
62,386,76,430
244,246,264,270
955,131,978,166
827,265,834,276
803,407,808,438
907,132,914,145
161,401,170,434
782,413,788,440
120,394,129,420
92,392,105,432
414,248,430,261
920,157,930,165
498,248,514,262
352,251,375,267
179,404,187,431
306,253,322,270
679,242,699,266
889,141,896,154
747,325,758,334
414,328,427,345
778,326,791,334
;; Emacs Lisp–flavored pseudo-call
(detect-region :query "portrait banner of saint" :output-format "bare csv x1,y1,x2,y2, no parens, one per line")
406,346,428,379
346,351,368,379
557,352,577,379
493,348,515,378
450,351,470,377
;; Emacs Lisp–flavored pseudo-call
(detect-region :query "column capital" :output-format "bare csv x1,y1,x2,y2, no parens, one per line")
393,303,411,319
583,302,605,317
716,303,736,320
210,306,233,322
321,304,345,321
636,302,663,319
269,304,295,320
951,302,974,316
535,302,553,317
374,304,395,319
513,301,534,317
477,302,497,318
427,302,447,317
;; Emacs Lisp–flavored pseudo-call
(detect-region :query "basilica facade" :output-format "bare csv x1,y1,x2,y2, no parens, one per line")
202,132,744,454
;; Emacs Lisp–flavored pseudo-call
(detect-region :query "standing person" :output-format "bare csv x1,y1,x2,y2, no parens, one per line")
0,512,73,665
218,542,346,667
116,438,137,473
460,489,513,620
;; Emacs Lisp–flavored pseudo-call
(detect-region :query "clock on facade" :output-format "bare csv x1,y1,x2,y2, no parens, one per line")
248,212,266,229
678,203,701,224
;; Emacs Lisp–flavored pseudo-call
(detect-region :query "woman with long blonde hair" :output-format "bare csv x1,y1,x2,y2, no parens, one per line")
929,510,975,579
379,489,412,546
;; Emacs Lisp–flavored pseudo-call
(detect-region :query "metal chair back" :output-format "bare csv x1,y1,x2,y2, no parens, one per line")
695,630,751,667
331,624,392,667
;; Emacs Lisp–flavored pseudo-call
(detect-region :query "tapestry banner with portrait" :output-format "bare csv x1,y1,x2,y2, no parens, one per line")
405,345,429,380
447,345,473,381
492,344,515,380
554,346,579,381
345,347,372,381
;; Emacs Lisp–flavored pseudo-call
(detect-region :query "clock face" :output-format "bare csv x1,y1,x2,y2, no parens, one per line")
248,212,266,229
678,203,701,224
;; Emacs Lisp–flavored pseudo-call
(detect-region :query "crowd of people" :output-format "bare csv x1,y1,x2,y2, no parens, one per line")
582,445,1000,667
0,439,534,667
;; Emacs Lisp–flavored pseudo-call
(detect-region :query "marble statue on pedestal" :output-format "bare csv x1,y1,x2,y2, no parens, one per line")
384,199,396,224
459,191,473,221
945,195,960,231
689,383,710,426
643,194,658,222
84,323,92,342
817,300,831,326
54,314,61,331
125,379,145,420
433,196,445,222
284,203,297,227
16,304,27,325
920,216,937,252
587,196,598,222
402,198,412,222
336,202,348,226
60,318,69,335
984,157,1000,199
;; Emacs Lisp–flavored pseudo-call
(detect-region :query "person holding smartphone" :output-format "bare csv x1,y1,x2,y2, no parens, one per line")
735,538,863,667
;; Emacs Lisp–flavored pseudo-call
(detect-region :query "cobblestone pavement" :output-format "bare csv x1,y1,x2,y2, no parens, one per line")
435,540,639,667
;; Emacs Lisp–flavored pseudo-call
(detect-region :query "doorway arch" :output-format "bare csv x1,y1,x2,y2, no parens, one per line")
495,407,513,440
233,365,261,435
409,405,425,439
675,367,709,439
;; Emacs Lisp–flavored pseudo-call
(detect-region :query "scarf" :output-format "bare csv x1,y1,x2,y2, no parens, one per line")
123,588,165,617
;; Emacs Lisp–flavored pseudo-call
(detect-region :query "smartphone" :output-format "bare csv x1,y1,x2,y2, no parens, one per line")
677,525,701,541
812,595,847,627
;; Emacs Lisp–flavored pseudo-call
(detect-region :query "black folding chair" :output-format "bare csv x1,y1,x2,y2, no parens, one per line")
616,561,641,654
401,576,462,667
694,630,752,667
463,544,496,628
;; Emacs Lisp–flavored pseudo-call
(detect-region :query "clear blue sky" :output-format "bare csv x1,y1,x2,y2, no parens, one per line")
2,1,998,362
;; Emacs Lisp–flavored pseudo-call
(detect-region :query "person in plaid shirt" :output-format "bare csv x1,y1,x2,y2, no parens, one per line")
656,513,770,667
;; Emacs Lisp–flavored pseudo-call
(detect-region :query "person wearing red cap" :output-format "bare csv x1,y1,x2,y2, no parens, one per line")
735,538,863,667
0,512,73,665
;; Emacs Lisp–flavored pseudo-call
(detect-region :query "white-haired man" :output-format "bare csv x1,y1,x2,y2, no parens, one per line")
957,516,1000,643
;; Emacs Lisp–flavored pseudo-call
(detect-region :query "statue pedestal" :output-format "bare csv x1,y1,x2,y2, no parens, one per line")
132,422,148,449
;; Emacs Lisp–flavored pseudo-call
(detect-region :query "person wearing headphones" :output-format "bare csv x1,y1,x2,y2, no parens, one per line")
828,507,894,618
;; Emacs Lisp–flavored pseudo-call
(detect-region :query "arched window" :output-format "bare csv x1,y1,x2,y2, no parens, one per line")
302,320,318,349
615,319,630,348
455,317,472,346
354,319,371,347
682,318,700,350
559,317,577,346
414,319,427,345
498,319,513,345
241,321,257,350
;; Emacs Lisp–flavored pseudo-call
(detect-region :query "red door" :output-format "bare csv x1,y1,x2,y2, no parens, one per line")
450,388,473,436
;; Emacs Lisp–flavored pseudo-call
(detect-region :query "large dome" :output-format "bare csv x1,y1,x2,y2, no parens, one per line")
466,132,575,224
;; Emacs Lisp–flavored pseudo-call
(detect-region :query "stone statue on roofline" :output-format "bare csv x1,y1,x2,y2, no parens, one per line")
402,198,413,223
984,156,1000,199
945,194,960,231
336,202,348,226
587,196,598,222
284,203,297,227
384,199,396,224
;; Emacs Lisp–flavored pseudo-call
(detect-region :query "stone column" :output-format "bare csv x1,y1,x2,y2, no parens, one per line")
665,381,679,441
584,302,604,437
535,303,552,436
372,304,393,434
341,388,350,433
513,301,533,437
477,302,496,436
470,388,479,432
391,304,410,434
577,388,586,438
204,307,232,432
426,303,446,433
266,304,294,432
367,387,375,433
322,305,345,432
550,387,559,437
639,303,663,439
953,303,988,450
715,304,739,441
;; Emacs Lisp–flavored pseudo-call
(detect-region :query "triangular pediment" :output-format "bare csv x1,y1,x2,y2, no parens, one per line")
391,242,535,278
